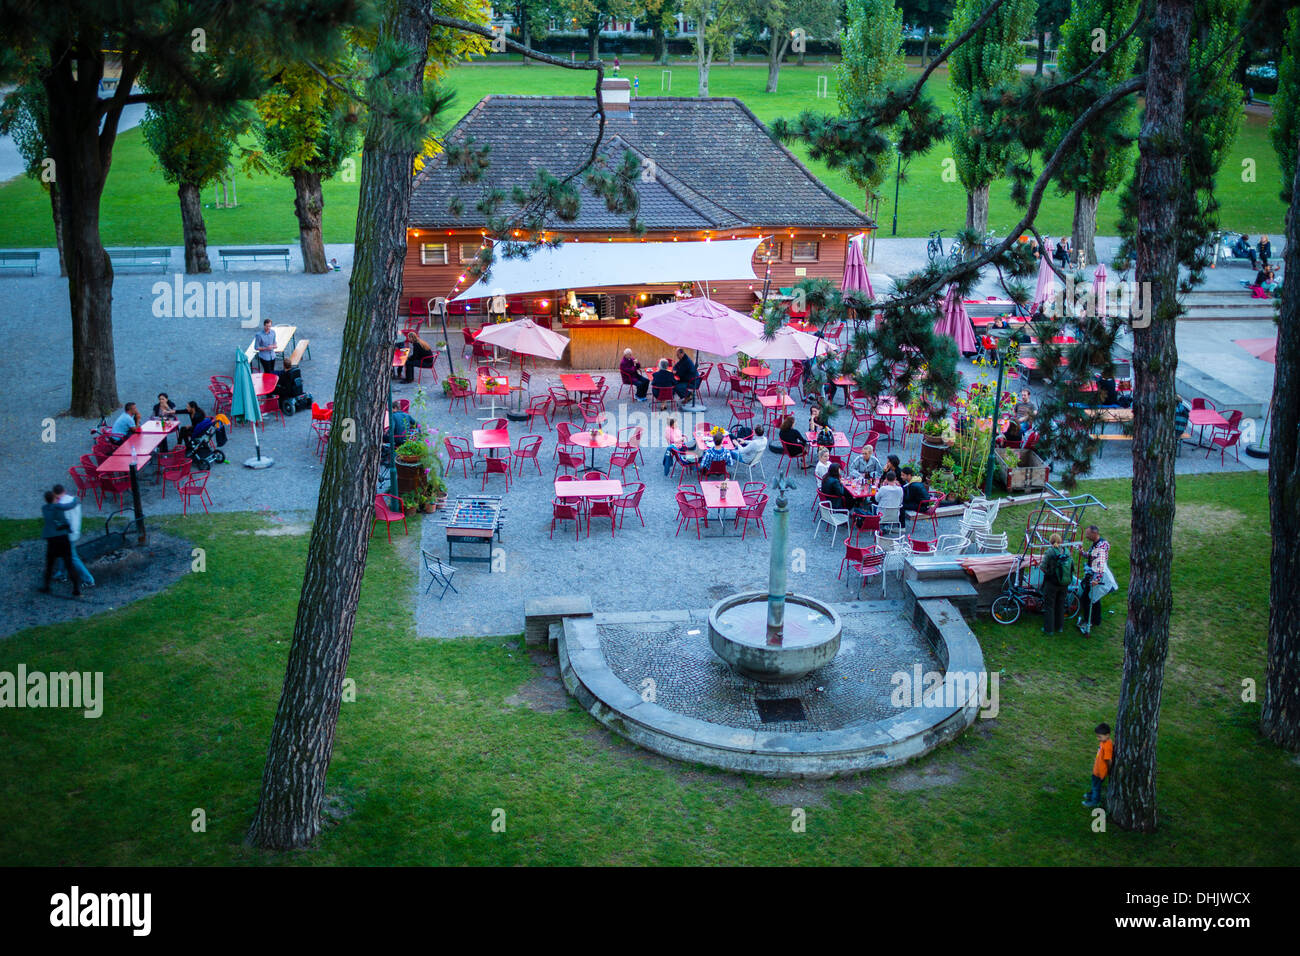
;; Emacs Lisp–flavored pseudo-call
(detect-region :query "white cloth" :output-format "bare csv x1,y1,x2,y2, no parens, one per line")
875,484,904,511
58,492,82,542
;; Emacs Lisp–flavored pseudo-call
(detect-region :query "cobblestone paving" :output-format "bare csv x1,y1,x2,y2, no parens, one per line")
597,602,941,734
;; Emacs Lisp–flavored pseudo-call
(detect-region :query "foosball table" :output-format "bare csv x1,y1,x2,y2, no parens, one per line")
439,495,506,570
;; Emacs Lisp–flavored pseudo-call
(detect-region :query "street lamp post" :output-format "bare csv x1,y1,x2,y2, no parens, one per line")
983,330,1008,499
891,149,901,237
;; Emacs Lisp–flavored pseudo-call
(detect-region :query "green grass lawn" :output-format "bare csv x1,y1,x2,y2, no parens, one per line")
0,471,1292,866
0,62,1287,249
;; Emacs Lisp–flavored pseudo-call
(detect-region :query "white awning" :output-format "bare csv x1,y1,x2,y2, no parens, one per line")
450,238,762,301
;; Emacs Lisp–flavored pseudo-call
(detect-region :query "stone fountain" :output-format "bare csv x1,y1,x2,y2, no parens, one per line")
708,476,842,682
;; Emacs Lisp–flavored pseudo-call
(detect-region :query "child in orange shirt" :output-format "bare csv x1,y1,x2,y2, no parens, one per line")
1083,722,1113,807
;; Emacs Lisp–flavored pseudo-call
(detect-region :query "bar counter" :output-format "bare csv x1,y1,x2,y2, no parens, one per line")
561,318,672,369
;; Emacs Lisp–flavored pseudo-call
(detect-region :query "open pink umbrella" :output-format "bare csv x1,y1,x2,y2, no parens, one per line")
474,318,571,361
633,296,763,356
1092,264,1108,318
841,234,873,299
935,284,977,354
1032,247,1059,312
733,325,836,362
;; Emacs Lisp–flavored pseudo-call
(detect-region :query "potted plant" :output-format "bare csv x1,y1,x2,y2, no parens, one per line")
919,419,952,477
441,374,469,396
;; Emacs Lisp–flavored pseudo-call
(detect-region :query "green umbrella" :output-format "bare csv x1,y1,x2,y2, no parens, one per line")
233,348,272,468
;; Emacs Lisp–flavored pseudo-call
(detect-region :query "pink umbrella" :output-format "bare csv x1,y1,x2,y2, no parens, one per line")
633,296,764,356
841,234,874,299
474,318,571,361
733,325,836,362
1092,264,1108,318
935,284,977,354
1032,247,1059,312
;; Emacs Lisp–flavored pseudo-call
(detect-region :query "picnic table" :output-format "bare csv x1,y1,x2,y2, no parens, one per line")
96,420,179,474
570,430,617,469
476,374,510,420
244,324,299,362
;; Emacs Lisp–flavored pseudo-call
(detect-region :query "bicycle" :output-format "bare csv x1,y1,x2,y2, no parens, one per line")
926,230,946,265
990,565,1082,624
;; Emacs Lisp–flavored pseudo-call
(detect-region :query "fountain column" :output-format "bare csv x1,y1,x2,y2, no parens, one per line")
766,476,793,646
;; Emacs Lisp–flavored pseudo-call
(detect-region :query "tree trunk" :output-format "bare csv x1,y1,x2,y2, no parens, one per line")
727,37,735,67
1072,191,1100,266
966,185,990,233
797,46,806,67
589,23,600,62
921,33,930,67
655,25,668,64
43,58,121,417
292,169,329,274
1262,136,1300,752
178,181,211,273
522,21,531,66
1108,0,1192,833
696,21,710,98
766,34,787,93
49,182,67,277
246,0,430,851
1036,30,1046,75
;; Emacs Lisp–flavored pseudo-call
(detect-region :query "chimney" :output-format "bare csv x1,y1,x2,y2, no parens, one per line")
600,77,631,112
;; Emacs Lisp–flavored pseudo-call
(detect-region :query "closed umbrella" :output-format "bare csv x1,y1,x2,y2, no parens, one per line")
841,233,874,299
1032,249,1060,313
1092,263,1108,318
934,284,977,355
232,349,272,469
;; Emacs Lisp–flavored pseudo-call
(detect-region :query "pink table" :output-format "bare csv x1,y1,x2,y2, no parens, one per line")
476,375,510,420
757,393,794,409
700,481,745,509
96,420,179,474
251,372,278,396
740,366,772,379
472,428,510,460
570,430,617,469
554,479,622,499
560,373,597,394
1188,408,1227,447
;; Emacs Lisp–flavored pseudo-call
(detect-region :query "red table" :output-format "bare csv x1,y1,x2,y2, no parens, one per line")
875,398,907,417
699,480,747,535
560,373,597,394
251,373,278,396
472,428,510,461
740,366,772,379
476,374,510,420
757,393,794,409
96,419,179,474
830,375,856,405
1188,408,1227,447
554,479,622,499
570,429,617,469
787,322,817,334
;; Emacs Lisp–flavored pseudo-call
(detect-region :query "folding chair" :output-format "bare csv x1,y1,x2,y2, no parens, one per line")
421,549,459,600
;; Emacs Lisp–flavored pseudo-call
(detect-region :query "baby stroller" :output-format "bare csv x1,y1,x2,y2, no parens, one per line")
187,414,229,470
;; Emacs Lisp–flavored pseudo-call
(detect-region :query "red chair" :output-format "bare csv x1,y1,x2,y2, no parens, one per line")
68,466,102,510
257,394,283,425
525,394,552,432
1207,428,1242,464
617,368,642,400
482,417,507,432
847,400,872,443
178,471,213,516
578,402,606,429
311,401,334,422
444,436,474,477
394,399,411,413
839,541,866,581
608,445,640,480
612,482,646,528
696,362,715,396
727,371,755,403
312,420,331,461
870,417,897,449
159,450,191,499
1209,410,1243,443
851,545,886,597
617,426,645,465
586,494,617,538
551,497,581,540
743,481,766,499
675,489,708,539
1190,398,1216,411
371,493,407,542
735,493,769,540
408,297,429,326
554,421,578,459
99,471,130,511
702,458,730,479
910,496,944,536
481,456,512,491
548,385,578,421
781,440,808,476
555,448,585,478
512,435,543,476
852,513,881,547
447,380,473,414
650,384,679,412
908,536,936,554
728,398,755,429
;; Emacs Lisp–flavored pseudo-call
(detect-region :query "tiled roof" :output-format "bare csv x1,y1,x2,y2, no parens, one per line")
410,95,874,232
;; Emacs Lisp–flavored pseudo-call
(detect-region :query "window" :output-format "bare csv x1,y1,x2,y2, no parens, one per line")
756,240,783,262
791,240,820,262
420,243,448,265
459,243,482,263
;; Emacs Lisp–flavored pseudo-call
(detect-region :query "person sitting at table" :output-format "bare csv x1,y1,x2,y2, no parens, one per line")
176,400,206,448
1014,388,1037,421
821,464,875,524
673,348,700,398
402,331,436,383
849,443,882,481
886,453,902,476
996,417,1024,448
151,393,178,450
110,402,141,442
661,417,697,476
736,424,768,465
900,466,930,517
874,472,904,514
620,348,649,400
652,358,691,400
387,400,416,447
1096,376,1132,408
695,432,740,475
814,446,833,480
777,415,809,458
254,318,278,374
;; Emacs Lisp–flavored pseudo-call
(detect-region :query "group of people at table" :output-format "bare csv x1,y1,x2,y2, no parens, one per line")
620,348,702,401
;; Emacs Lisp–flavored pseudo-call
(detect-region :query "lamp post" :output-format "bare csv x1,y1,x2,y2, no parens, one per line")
890,149,902,237
983,329,1009,499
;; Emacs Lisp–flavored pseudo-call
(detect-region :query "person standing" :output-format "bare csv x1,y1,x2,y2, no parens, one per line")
1078,524,1116,636
1083,723,1113,808
50,484,94,589
1040,533,1071,634
1258,235,1272,268
39,490,81,597
254,319,278,374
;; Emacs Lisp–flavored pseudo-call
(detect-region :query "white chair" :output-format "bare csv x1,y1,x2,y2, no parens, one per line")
936,533,970,554
959,509,994,538
741,450,766,481
974,530,1008,553
878,505,902,535
814,501,851,547
875,534,907,596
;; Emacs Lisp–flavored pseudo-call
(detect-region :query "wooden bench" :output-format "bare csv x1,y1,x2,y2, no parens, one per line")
219,247,291,271
285,339,311,365
0,250,39,276
108,247,170,272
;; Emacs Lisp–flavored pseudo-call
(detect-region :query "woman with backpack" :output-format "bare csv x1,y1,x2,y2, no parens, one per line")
1040,533,1072,634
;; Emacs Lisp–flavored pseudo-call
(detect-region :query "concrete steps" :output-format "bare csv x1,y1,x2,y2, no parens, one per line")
1182,290,1277,321
1111,336,1265,419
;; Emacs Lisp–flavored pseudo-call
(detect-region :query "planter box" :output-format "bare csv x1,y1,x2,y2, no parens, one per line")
996,449,1050,492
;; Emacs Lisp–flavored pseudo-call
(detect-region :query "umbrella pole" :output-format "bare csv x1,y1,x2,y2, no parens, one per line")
243,419,274,469
681,347,708,413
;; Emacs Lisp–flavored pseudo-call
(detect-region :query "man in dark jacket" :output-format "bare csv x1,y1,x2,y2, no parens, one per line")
652,359,690,400
900,467,930,516
39,490,81,597
674,349,700,397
